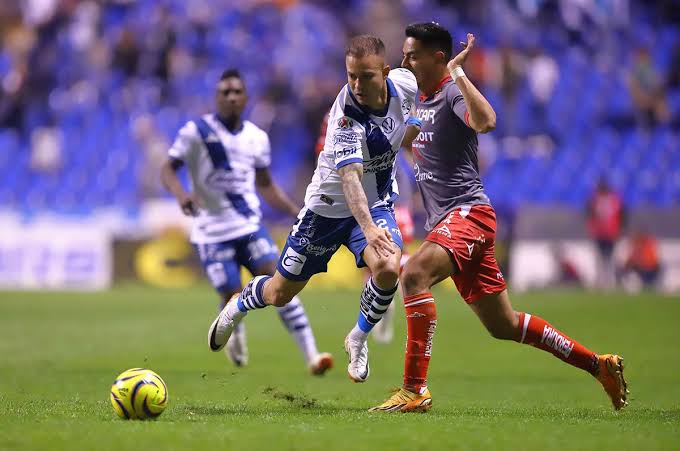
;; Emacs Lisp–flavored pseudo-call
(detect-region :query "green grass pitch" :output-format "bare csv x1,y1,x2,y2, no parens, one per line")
1,284,679,450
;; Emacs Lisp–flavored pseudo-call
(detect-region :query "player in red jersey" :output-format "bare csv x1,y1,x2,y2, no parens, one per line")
370,23,628,412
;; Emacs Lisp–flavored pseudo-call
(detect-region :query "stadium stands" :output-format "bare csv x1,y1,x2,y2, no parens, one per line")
1,0,678,217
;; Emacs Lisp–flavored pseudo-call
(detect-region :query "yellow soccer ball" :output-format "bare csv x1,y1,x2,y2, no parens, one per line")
110,368,168,420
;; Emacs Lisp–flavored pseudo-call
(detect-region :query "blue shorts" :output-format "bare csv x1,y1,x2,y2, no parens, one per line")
276,205,403,281
194,227,279,294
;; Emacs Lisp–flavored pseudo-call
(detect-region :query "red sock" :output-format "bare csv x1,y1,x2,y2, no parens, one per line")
403,292,437,393
517,312,598,375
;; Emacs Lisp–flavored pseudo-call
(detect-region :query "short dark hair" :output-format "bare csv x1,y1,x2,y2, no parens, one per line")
345,34,385,58
220,69,242,81
405,22,452,60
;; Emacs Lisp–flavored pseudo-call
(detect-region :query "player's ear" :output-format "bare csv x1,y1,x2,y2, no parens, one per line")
382,65,390,78
435,50,447,64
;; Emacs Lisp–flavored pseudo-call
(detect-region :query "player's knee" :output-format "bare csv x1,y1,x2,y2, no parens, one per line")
371,260,399,288
400,265,429,295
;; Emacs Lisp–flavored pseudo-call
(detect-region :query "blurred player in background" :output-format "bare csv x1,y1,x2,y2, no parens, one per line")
208,35,419,383
161,69,333,375
371,23,628,412
587,178,626,290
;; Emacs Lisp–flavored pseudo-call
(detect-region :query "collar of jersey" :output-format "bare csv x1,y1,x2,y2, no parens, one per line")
347,78,397,118
419,75,452,102
213,114,244,135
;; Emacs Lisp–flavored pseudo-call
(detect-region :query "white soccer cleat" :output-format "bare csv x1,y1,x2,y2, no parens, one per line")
344,335,370,383
208,294,245,352
225,322,248,367
372,303,395,344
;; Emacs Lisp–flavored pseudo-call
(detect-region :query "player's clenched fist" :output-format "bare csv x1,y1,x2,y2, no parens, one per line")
178,192,201,216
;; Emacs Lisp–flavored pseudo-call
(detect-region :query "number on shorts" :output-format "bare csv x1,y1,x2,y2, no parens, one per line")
206,262,227,287
247,238,276,261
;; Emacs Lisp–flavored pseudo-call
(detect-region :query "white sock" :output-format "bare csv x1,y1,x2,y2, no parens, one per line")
348,324,369,342
276,295,319,365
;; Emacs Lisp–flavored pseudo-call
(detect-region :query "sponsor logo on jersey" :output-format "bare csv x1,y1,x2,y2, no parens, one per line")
364,149,397,173
282,247,307,276
540,325,574,358
335,147,359,160
413,163,435,182
333,130,359,146
298,237,310,247
337,117,354,129
205,168,246,191
417,108,436,124
401,98,412,115
381,117,395,133
416,131,434,142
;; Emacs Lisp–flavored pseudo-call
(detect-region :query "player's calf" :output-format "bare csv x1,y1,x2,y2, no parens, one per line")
262,272,308,307
346,277,399,382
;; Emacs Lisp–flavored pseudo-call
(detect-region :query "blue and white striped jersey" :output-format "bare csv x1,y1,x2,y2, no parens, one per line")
303,68,418,218
168,115,270,244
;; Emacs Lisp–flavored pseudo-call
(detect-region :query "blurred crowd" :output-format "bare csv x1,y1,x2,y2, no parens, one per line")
0,0,679,212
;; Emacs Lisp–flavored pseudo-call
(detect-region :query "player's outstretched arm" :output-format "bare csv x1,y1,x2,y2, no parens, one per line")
338,163,395,257
447,33,496,134
160,158,200,216
255,168,300,217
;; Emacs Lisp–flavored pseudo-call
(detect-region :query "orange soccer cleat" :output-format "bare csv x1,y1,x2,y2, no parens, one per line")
595,354,629,410
369,387,432,413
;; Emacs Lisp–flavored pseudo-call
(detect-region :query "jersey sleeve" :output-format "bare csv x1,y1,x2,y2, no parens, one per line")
253,132,272,169
388,68,418,105
168,121,199,161
329,115,366,170
446,84,471,128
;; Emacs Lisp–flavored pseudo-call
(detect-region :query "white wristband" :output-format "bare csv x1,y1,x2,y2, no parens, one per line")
450,66,465,83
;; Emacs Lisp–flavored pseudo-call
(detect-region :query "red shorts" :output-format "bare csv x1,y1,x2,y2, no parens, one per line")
425,205,507,303
395,206,415,246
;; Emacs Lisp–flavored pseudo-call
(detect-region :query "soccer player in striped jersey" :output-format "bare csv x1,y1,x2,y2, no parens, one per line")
371,23,628,412
161,69,333,375
314,111,419,345
208,35,420,383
